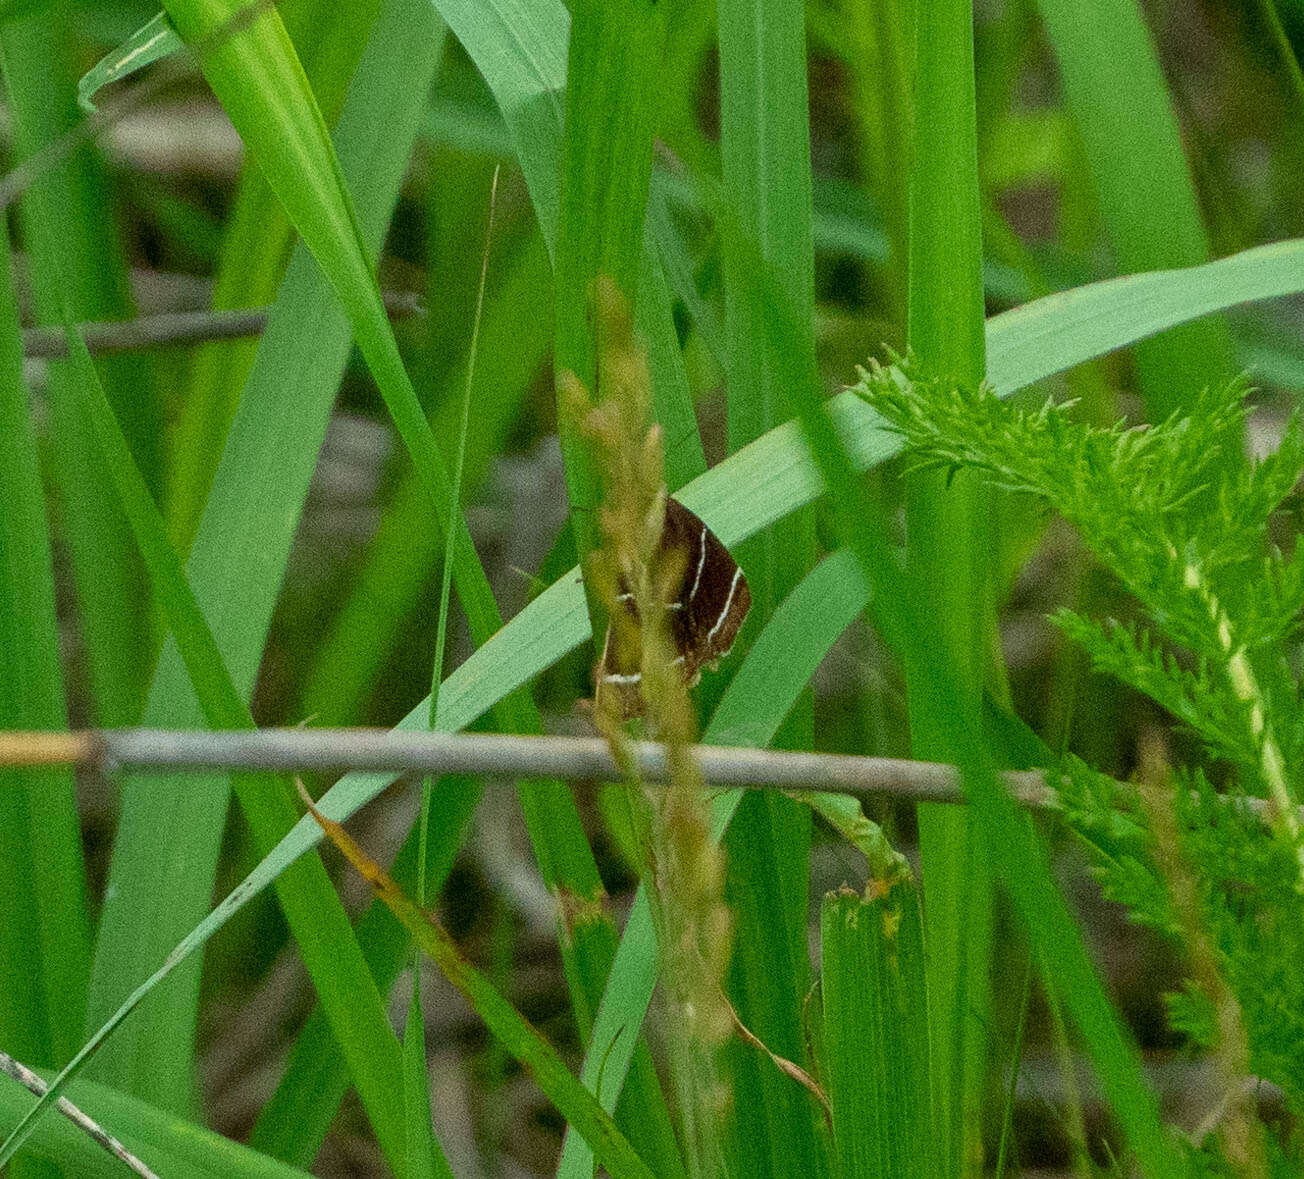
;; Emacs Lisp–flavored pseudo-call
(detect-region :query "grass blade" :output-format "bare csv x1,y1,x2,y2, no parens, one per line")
553,0,674,597
0,201,91,1147
166,0,382,549
1036,0,1234,416
821,882,936,1179
0,8,156,726
904,2,993,1170
716,2,823,1170
0,1071,314,1178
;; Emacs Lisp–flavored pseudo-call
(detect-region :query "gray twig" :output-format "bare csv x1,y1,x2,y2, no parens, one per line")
23,290,424,359
0,1051,159,1179
0,728,1052,806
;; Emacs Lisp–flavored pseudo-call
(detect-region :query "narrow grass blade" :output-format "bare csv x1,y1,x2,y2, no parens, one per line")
166,0,382,549
302,794,657,1179
716,2,823,1169
1036,0,1234,416
29,235,1304,1172
84,0,442,1123
0,214,91,1080
402,982,450,1179
904,3,993,1171
553,0,675,595
0,10,155,726
821,883,936,1179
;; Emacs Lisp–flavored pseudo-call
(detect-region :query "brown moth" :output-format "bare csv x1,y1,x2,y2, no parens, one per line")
595,497,751,718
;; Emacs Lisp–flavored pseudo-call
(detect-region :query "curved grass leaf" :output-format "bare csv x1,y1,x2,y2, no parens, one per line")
166,0,381,550
8,235,1302,1168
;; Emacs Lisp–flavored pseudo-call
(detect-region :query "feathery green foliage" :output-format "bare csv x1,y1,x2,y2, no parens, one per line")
861,362,1304,1167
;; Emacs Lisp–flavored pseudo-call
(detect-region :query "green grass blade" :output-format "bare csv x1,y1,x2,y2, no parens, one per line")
431,0,567,248
716,3,823,1170
553,0,674,599
84,0,443,1120
1036,0,1234,416
904,2,993,1172
26,236,1303,1171
821,883,936,1179
0,9,155,727
0,210,91,1082
0,1072,314,1179
402,982,450,1179
166,0,382,550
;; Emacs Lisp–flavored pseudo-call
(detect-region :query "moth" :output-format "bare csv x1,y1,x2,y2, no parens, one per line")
595,497,751,718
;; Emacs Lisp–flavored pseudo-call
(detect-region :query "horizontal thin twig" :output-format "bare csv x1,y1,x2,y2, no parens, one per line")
0,729,1284,821
23,290,424,359
0,727,1051,807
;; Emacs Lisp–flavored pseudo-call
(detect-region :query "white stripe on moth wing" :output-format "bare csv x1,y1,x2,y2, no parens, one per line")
705,567,744,645
615,592,634,602
688,524,708,602
602,672,642,684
